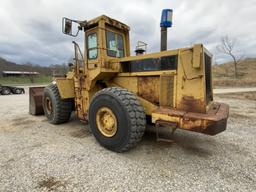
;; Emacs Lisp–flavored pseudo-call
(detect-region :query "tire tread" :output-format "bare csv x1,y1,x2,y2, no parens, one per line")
92,87,146,152
43,84,73,124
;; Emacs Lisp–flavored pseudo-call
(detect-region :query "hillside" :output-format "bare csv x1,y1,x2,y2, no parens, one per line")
0,57,68,76
0,57,52,76
0,57,69,85
213,58,256,87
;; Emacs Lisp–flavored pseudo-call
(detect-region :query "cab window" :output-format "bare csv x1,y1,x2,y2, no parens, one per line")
87,33,97,59
106,31,124,58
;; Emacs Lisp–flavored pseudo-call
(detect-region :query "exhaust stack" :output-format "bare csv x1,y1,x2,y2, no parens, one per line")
160,9,173,51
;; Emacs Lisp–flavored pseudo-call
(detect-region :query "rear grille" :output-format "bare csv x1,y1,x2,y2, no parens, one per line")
204,53,213,103
159,75,174,107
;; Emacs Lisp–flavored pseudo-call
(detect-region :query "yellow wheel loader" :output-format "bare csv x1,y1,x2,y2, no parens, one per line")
29,10,229,152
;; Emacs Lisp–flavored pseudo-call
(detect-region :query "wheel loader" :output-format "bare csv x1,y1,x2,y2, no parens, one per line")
29,10,229,152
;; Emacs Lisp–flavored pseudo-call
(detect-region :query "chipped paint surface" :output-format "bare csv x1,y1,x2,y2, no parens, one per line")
178,96,206,113
138,76,159,105
29,87,45,115
152,103,229,135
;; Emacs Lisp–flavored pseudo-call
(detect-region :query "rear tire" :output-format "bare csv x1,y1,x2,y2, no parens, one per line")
43,84,73,124
89,87,146,152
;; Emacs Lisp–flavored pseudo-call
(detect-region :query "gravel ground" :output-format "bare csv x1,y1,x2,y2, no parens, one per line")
0,87,255,192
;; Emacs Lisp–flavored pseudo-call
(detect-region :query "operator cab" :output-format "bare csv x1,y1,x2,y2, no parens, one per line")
63,15,130,71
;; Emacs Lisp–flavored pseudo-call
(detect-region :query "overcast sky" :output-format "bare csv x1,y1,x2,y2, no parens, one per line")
0,0,255,66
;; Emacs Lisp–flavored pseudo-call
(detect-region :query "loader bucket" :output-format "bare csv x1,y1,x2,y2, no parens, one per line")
29,87,45,115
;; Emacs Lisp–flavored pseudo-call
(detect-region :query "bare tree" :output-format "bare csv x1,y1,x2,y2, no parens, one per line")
217,35,243,78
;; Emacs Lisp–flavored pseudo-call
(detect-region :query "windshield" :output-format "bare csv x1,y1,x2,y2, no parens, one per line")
106,30,124,58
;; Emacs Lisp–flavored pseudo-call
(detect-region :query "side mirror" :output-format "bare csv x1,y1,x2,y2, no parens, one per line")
62,17,80,37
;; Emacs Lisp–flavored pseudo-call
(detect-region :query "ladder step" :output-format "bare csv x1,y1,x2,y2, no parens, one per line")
155,120,177,143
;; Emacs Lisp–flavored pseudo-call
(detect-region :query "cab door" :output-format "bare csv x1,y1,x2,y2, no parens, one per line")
73,41,87,120
86,29,99,69
74,29,99,120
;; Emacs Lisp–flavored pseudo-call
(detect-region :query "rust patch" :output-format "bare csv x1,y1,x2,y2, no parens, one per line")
153,102,229,135
201,119,227,135
182,118,205,131
29,87,45,115
206,102,220,115
178,96,205,113
138,76,159,105
154,107,186,117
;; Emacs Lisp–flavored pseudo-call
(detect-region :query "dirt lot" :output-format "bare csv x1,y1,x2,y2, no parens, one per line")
0,87,255,192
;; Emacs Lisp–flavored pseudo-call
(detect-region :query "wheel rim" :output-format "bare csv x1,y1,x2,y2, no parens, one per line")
4,89,10,94
45,97,53,114
96,107,117,137
16,89,21,94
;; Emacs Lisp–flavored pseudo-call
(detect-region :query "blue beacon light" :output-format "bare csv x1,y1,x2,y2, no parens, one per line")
160,9,173,28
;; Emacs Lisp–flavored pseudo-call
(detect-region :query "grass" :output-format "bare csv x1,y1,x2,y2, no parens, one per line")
213,78,256,88
0,76,52,85
213,58,256,87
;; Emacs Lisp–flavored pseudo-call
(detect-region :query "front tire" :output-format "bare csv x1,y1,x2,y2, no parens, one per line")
89,87,146,152
43,84,73,124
